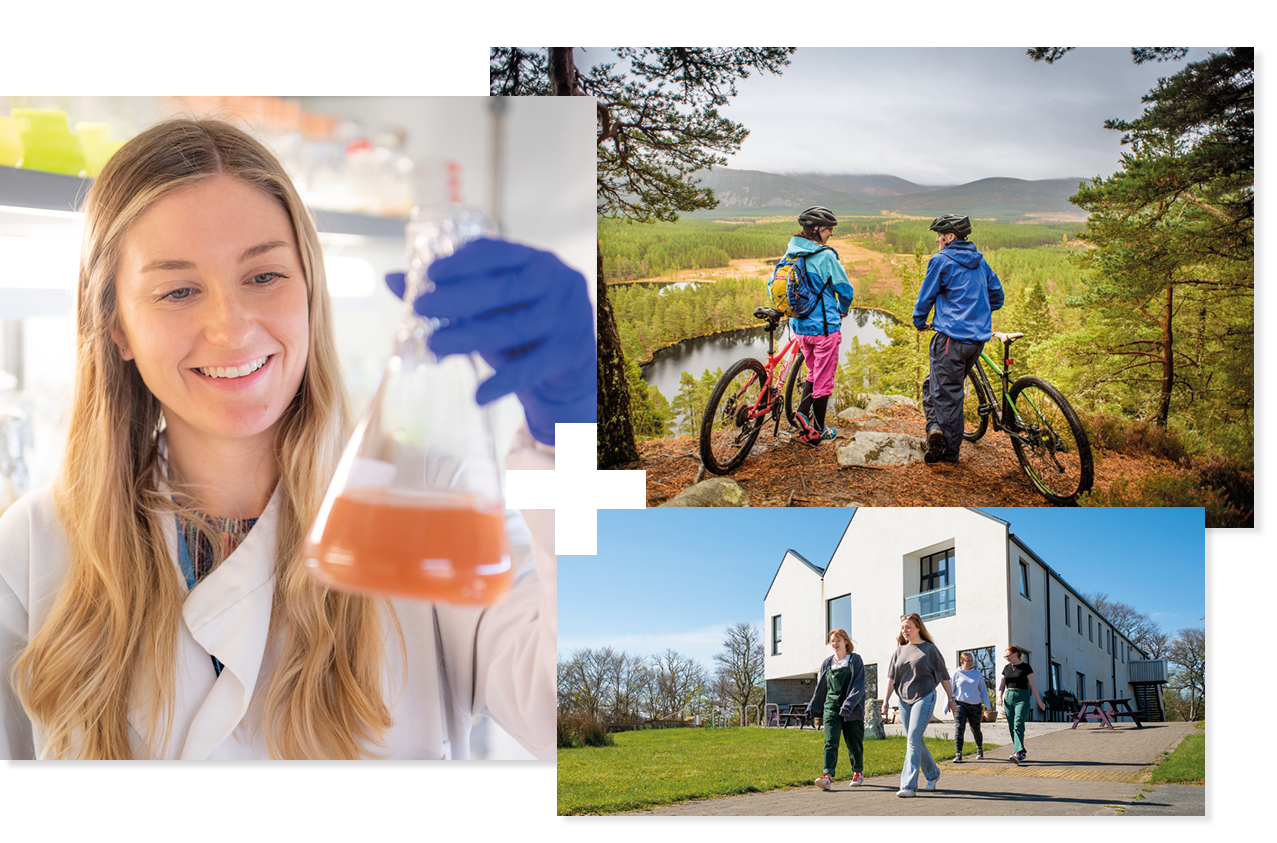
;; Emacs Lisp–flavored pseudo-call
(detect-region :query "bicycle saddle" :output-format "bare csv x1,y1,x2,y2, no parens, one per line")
992,331,1025,343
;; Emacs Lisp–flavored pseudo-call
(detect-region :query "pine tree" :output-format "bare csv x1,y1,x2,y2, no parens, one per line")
492,48,794,467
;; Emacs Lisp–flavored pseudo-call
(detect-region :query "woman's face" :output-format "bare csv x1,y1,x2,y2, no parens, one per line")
829,633,847,654
111,175,309,451
961,654,974,670
1004,649,1019,664
901,618,919,642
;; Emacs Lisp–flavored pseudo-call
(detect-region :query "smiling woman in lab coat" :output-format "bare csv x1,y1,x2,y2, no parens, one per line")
0,118,580,760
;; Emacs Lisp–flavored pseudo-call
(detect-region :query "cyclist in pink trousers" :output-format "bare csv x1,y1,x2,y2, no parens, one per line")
784,207,854,446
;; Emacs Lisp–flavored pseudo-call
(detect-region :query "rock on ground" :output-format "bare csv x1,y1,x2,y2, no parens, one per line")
659,477,751,507
836,430,928,467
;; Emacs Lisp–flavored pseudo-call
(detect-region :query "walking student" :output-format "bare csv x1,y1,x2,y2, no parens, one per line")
783,206,854,446
998,646,1046,764
809,628,866,790
881,613,954,797
912,214,1004,464
951,651,988,762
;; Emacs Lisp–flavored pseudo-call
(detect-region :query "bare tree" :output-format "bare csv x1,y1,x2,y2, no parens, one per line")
558,647,618,719
1084,592,1161,653
712,622,766,726
607,651,650,725
1166,627,1205,721
1142,628,1171,660
648,649,709,720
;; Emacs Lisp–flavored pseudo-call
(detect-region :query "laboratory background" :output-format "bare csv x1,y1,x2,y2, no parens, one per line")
0,95,595,759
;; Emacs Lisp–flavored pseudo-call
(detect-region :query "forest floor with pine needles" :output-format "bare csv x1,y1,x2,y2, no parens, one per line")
639,402,1188,508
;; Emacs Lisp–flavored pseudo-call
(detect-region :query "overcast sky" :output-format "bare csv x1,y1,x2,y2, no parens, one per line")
700,47,1221,186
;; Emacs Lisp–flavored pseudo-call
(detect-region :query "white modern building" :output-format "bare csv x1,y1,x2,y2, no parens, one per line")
764,508,1165,722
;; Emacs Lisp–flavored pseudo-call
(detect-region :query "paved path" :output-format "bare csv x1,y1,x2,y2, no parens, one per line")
626,721,1202,816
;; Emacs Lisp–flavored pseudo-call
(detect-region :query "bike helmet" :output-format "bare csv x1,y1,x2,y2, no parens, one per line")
929,214,971,239
798,206,838,228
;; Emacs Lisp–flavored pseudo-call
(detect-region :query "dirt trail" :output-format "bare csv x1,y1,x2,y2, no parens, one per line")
640,403,1184,508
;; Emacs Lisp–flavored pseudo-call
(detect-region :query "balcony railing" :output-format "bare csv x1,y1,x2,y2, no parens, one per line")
904,585,955,621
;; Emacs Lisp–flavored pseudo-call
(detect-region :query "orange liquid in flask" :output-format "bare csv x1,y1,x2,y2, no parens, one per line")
305,488,512,605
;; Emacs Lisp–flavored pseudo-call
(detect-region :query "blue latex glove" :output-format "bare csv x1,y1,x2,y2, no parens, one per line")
385,238,596,446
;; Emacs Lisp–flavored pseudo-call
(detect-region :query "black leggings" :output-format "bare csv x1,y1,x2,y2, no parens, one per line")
954,700,984,753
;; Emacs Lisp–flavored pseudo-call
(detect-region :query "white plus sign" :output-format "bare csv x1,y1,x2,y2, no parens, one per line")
505,423,646,554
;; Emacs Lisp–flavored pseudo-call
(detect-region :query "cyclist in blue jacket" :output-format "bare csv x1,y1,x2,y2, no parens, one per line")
912,214,1004,464
786,206,854,446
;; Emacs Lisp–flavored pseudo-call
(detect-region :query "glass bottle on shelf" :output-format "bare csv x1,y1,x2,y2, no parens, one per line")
304,205,512,605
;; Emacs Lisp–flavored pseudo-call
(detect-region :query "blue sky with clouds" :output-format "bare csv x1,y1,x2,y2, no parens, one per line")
559,507,1205,669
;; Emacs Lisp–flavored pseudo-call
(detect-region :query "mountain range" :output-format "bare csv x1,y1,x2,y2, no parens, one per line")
690,167,1091,221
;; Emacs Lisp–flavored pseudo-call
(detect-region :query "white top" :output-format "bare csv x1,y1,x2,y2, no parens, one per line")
0,427,556,761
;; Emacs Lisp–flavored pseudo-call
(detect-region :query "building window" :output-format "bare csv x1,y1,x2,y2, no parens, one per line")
865,664,878,702
909,548,955,619
1019,561,1030,598
1065,595,1071,626
920,548,954,591
1076,672,1085,699
1050,662,1062,693
772,615,781,656
958,646,997,700
1097,680,1104,700
1078,606,1083,634
1089,615,1094,642
1107,628,1112,654
826,594,851,638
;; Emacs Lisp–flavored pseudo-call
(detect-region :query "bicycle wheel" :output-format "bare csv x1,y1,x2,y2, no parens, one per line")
699,358,769,475
783,350,809,430
962,370,990,442
1008,376,1094,504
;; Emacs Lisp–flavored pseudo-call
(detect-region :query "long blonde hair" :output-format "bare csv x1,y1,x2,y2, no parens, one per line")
12,118,400,759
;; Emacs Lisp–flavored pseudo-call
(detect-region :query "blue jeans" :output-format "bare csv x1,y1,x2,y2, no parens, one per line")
898,691,939,791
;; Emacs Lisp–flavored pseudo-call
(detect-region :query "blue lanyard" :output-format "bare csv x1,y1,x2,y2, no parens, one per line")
176,515,225,678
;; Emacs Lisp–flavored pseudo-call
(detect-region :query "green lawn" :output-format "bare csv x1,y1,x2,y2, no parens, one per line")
557,727,990,815
1148,723,1205,784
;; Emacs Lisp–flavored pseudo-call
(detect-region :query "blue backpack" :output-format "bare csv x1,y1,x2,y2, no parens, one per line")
768,246,833,322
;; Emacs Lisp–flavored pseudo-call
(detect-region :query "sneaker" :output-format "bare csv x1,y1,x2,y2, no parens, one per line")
896,788,915,798
1009,753,1020,765
815,774,832,790
953,752,963,763
976,749,984,760
924,778,938,791
1018,751,1027,762
819,425,838,443
850,772,864,787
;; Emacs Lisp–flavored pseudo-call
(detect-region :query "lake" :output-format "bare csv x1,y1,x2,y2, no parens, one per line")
641,308,897,403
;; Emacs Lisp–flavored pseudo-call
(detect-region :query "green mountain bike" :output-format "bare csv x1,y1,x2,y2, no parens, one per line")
961,330,1094,504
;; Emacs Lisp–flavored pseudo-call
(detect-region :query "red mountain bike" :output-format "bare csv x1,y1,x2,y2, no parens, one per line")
698,307,816,474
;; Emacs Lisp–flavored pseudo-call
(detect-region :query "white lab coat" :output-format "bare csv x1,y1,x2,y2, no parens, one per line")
0,429,555,760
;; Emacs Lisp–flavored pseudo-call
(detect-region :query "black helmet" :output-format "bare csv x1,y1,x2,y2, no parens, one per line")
929,214,971,239
798,206,838,228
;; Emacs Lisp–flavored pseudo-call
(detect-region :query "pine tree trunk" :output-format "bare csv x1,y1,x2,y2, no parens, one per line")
1157,277,1174,427
596,242,641,467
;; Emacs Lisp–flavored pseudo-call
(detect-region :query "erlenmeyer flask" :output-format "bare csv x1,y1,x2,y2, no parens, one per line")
304,205,512,605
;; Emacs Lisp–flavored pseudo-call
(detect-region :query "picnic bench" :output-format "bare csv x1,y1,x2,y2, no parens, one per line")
1070,698,1146,730
769,703,813,729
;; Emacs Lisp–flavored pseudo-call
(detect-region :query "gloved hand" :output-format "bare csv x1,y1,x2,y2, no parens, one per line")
386,238,596,446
